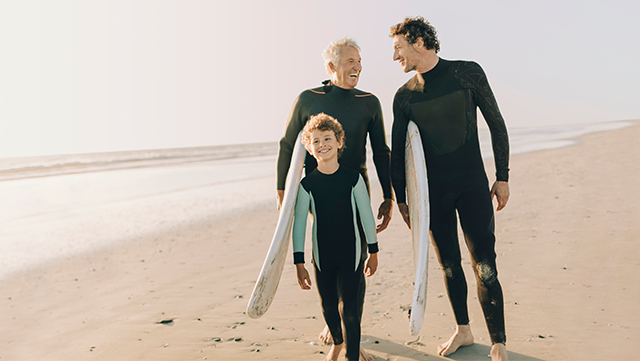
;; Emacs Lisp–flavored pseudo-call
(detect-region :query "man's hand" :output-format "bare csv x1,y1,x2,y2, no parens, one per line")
364,253,378,276
376,198,394,233
490,181,510,211
398,203,410,229
295,263,312,290
276,190,284,210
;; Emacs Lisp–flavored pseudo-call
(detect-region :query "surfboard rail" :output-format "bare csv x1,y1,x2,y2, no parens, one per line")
246,132,306,319
405,121,430,335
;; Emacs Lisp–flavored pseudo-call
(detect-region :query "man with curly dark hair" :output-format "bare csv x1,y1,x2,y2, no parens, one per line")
389,16,510,361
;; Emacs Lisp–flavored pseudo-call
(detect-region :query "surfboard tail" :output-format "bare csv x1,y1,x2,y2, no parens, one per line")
409,233,429,334
246,219,293,319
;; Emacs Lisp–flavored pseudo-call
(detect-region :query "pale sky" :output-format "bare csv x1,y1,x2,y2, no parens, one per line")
1,0,638,158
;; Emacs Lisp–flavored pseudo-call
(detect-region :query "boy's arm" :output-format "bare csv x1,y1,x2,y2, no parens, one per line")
292,185,310,263
292,184,312,289
353,175,378,253
354,176,379,276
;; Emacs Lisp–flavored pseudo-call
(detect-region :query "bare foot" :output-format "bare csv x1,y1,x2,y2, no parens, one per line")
319,325,333,345
490,343,508,361
319,326,371,360
437,325,474,356
359,347,373,361
324,343,344,361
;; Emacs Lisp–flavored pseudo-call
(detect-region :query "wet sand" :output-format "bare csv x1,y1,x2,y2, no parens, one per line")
1,121,638,360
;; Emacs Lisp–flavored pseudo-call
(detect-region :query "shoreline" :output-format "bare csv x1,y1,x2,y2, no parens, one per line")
0,147,278,182
0,119,633,182
1,121,639,360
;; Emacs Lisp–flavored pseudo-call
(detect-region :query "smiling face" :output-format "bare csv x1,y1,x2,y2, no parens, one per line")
329,46,362,89
307,129,343,164
392,35,421,73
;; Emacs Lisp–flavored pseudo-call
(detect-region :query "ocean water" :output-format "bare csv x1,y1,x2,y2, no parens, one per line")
478,120,634,159
0,120,633,280
0,142,277,181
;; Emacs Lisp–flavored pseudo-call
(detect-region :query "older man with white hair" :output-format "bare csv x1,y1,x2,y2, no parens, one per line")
276,37,392,361
276,37,393,228
277,37,393,226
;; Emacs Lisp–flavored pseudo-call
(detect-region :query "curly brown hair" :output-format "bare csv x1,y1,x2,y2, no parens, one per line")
390,16,440,53
301,113,346,157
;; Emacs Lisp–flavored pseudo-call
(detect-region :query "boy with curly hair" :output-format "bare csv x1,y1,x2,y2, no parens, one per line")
292,113,378,361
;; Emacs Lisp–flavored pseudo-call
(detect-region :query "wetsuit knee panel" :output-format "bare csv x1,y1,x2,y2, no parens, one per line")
439,260,465,280
474,261,499,285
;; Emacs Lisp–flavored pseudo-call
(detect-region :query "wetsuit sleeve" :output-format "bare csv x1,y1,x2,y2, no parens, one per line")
367,97,394,200
390,90,411,204
353,175,378,253
277,93,308,191
292,184,310,264
471,63,510,182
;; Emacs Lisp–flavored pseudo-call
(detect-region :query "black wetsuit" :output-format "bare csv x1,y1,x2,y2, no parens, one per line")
390,59,509,344
293,166,378,361
277,81,393,199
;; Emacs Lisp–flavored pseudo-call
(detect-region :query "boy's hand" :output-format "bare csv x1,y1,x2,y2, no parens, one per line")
295,263,312,290
364,253,378,276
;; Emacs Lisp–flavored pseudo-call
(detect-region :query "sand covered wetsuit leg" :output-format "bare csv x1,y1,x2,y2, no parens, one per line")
430,181,505,343
391,59,509,344
292,167,379,360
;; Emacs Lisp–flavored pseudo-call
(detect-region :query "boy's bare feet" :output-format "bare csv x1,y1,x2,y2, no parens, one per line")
319,326,373,361
319,326,333,345
437,324,474,356
359,347,373,361
324,342,343,361
490,343,508,361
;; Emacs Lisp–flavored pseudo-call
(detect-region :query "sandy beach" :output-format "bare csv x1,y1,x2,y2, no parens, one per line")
1,121,638,361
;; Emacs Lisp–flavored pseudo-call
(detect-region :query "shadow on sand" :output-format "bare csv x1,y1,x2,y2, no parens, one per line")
362,335,546,361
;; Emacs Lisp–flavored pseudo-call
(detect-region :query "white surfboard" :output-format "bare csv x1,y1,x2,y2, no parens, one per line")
247,132,306,319
405,121,430,335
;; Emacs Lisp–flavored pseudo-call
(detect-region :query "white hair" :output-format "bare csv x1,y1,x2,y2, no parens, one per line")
321,37,361,75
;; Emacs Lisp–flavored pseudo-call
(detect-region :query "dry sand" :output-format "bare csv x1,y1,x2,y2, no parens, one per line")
1,121,638,361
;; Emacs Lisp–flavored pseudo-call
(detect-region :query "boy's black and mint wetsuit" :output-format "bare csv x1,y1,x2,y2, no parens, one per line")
390,59,509,345
277,81,393,199
293,166,378,361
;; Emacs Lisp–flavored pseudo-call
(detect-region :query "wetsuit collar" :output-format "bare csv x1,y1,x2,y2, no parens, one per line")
322,80,355,98
417,58,450,85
